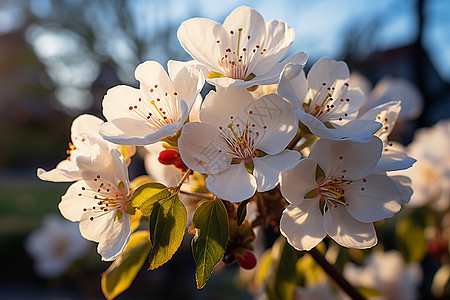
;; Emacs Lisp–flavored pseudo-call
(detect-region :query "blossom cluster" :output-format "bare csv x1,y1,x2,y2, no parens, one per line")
36,5,421,297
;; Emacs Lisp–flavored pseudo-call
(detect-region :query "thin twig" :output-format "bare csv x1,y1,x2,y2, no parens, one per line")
308,247,365,300
179,190,214,200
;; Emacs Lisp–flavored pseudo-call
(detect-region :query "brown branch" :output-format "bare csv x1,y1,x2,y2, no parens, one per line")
308,247,365,300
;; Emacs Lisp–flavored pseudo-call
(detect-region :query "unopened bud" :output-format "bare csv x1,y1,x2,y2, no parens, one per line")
157,149,180,165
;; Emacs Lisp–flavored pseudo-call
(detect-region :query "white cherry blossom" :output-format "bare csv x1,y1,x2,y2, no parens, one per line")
351,73,424,121
37,114,114,182
278,58,382,142
25,214,91,278
59,148,131,261
280,137,402,250
178,87,300,202
177,6,307,88
99,60,204,146
399,119,450,210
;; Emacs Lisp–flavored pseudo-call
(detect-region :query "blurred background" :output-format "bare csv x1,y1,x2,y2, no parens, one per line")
1,0,449,299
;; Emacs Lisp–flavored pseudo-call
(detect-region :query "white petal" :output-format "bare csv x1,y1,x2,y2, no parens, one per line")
206,162,256,202
249,93,298,154
249,52,308,87
109,148,130,192
278,63,307,109
307,58,349,91
253,150,301,192
99,101,188,146
79,210,115,243
298,110,382,143
177,17,229,72
250,19,296,75
97,213,131,261
345,174,402,223
37,161,81,182
189,94,203,122
280,202,327,251
59,180,98,221
169,61,205,109
205,77,245,88
71,114,105,141
178,122,231,174
358,100,402,141
389,174,413,203
222,6,266,53
280,158,318,205
324,205,378,249
200,88,254,128
376,147,416,172
167,59,209,81
330,86,365,119
308,137,383,180
135,61,175,103
102,85,143,121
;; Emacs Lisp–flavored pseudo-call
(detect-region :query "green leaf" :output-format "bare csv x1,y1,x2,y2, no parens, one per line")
236,198,251,227
265,237,301,300
148,193,187,270
129,182,171,215
191,198,229,289
101,231,151,300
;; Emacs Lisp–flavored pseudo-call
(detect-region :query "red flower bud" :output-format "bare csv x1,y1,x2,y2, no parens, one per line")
157,149,180,165
237,250,257,270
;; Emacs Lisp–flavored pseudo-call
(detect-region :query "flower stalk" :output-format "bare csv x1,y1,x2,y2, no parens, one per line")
308,247,365,300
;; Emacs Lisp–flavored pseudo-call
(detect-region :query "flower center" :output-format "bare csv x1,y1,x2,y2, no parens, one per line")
128,84,180,129
218,112,266,163
214,28,266,80
303,82,351,123
79,174,128,221
319,176,351,208
309,156,368,210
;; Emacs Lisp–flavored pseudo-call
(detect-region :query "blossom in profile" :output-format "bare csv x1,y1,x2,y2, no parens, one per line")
25,214,91,278
37,114,114,182
278,58,382,142
358,100,416,202
177,6,307,88
178,87,299,202
59,148,131,261
280,137,402,250
351,73,424,121
99,60,204,146
343,250,422,300
400,119,450,210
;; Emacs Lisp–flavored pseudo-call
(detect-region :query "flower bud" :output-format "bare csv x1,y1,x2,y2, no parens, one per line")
157,149,181,165
236,250,257,269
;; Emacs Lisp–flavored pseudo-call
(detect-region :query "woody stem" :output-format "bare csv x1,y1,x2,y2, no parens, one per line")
308,247,365,300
